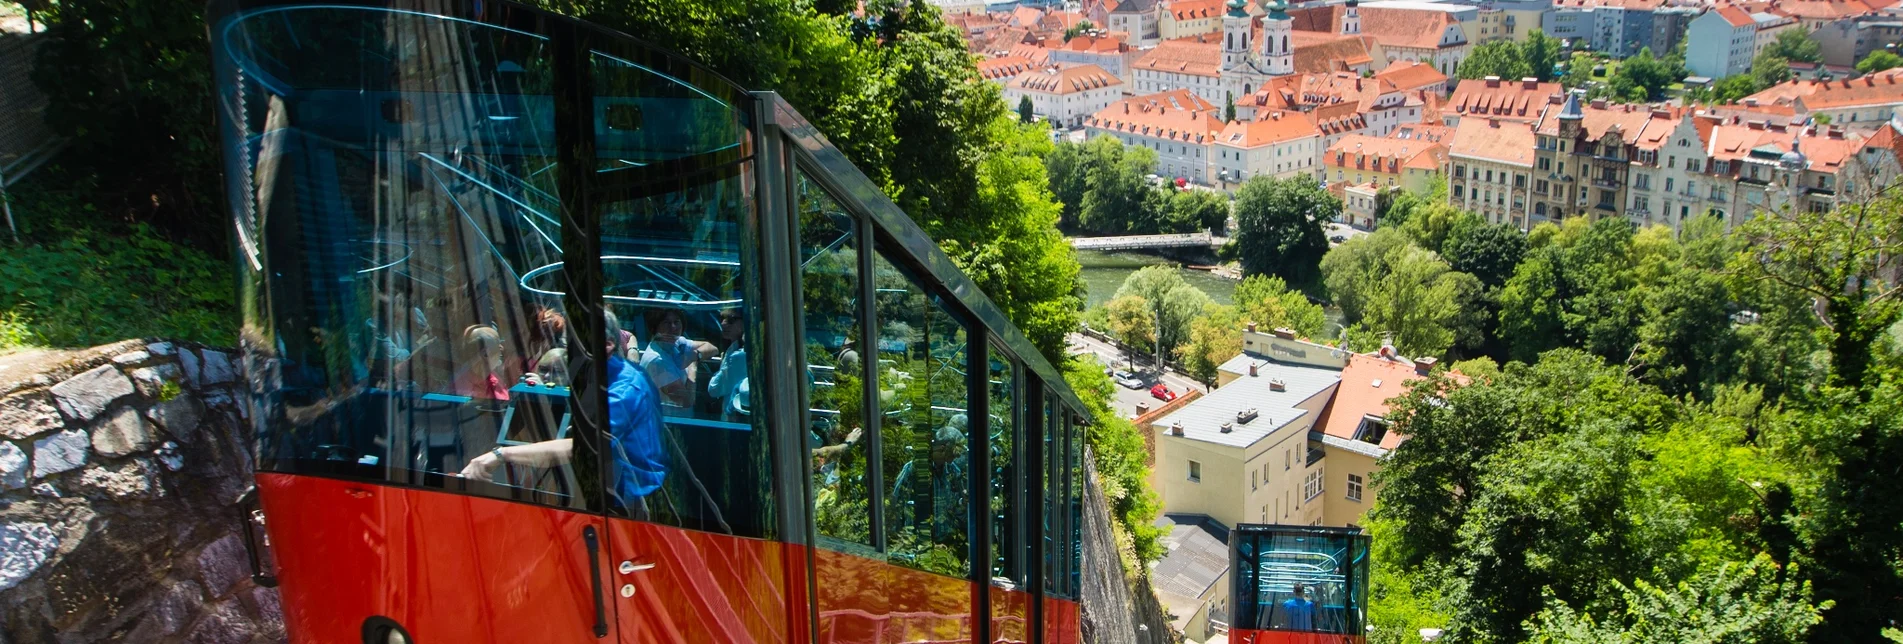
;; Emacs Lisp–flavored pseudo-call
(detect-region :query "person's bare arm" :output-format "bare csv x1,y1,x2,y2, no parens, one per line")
458,439,575,480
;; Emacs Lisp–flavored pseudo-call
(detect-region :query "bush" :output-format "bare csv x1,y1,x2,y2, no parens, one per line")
0,167,233,350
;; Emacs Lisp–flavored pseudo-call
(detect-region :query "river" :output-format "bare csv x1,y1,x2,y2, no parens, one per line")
1076,249,1236,308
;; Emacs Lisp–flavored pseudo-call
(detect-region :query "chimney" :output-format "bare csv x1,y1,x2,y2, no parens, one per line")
1743,97,1759,107
1549,92,1564,105
1246,321,1258,333
1413,356,1438,375
1489,117,1500,128
1220,422,1234,433
1522,77,1539,89
1485,75,1501,87
1171,421,1185,436
1590,98,1608,109
1249,362,1260,377
1273,327,1296,339
1269,378,1287,392
1237,408,1260,424
1124,102,1130,113
1748,120,1765,130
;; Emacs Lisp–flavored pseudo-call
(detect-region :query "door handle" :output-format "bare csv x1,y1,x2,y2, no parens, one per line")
618,561,656,574
583,526,607,637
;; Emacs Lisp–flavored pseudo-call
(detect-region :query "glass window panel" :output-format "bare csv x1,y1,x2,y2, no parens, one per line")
872,249,974,577
800,171,872,549
589,51,770,537
988,345,1019,583
223,7,591,509
1234,527,1370,635
1070,412,1084,597
1043,398,1060,594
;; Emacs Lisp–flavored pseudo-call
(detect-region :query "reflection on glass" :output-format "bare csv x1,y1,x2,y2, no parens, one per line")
1044,399,1060,593
874,250,973,577
588,49,770,537
1233,526,1371,635
1070,415,1084,596
220,7,585,508
799,172,871,548
988,349,1019,583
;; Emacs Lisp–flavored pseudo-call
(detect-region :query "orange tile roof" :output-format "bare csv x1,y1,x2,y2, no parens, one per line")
1757,74,1903,111
1005,64,1124,94
1086,90,1226,144
1705,121,1865,171
1631,108,1684,151
978,55,1038,81
1010,6,1046,28
1767,0,1886,21
1062,34,1129,52
1373,60,1448,94
1305,101,1370,135
1535,101,1659,140
1448,78,1563,122
1218,110,1324,147
1314,353,1433,451
1008,43,1053,66
1389,122,1452,144
1043,10,1090,31
1287,5,1461,50
1717,5,1756,26
1450,118,1538,166
1253,71,1400,113
1325,133,1447,174
1168,0,1224,21
1291,32,1379,74
1134,37,1223,78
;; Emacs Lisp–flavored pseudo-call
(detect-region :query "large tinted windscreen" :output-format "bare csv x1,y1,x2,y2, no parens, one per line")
1233,526,1370,635
218,6,582,507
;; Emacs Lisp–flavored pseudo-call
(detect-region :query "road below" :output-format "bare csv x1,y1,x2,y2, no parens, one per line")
1067,332,1206,420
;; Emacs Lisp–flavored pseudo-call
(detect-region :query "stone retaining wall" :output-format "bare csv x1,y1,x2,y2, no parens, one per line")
0,340,282,644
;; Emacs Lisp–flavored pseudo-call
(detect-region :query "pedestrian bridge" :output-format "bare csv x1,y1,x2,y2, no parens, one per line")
1069,232,1226,251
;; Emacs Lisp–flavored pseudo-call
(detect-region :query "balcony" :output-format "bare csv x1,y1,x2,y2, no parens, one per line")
1595,202,1618,212
1709,193,1728,203
1306,445,1326,467
1591,177,1621,189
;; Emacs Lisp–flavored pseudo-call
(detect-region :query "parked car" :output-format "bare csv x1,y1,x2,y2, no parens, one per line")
1150,383,1177,401
1113,370,1145,389
1329,234,1347,244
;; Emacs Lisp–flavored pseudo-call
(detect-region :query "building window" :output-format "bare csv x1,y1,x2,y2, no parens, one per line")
1285,449,1291,470
1189,460,1202,482
1347,474,1364,502
1303,468,1324,501
1252,469,1258,490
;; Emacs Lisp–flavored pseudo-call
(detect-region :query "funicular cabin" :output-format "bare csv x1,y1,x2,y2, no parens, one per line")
210,1,1088,641
1229,524,1371,644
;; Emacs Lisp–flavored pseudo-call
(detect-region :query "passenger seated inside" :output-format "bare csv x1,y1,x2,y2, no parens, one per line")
638,307,720,409
459,311,668,516
454,324,511,401
705,307,749,420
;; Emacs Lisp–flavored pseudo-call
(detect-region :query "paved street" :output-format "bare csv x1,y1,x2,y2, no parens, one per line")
1068,332,1207,420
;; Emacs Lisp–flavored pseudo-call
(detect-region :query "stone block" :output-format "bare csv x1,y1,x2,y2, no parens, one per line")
184,601,254,644
77,458,159,500
197,534,250,597
201,350,237,386
31,429,88,478
180,350,202,387
112,350,151,366
248,586,283,627
0,393,65,441
0,442,25,490
49,365,135,424
33,482,59,497
0,522,59,591
146,392,203,441
91,406,156,457
157,441,185,472
152,579,206,635
130,363,183,400
147,341,177,357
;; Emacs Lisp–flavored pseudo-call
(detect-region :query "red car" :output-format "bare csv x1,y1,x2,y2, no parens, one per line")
1150,383,1177,401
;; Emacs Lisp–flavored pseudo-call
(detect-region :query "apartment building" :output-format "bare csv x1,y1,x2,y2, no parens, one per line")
1084,89,1226,182
1815,12,1903,68
1002,64,1125,128
1160,0,1227,39
1449,117,1540,228
1324,133,1448,193
1443,76,1563,126
1214,110,1326,188
1288,2,1472,76
1752,12,1799,58
1531,92,1666,222
1630,113,1711,231
1686,7,1757,79
1745,72,1903,125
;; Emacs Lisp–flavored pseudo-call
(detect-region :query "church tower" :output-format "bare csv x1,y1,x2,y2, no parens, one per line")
1342,0,1361,35
1261,0,1294,76
1222,0,1251,69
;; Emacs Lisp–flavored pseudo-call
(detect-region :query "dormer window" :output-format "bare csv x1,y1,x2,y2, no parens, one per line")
1354,416,1389,444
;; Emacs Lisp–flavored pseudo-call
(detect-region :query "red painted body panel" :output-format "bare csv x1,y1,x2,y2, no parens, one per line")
1229,629,1367,644
812,548,975,643
260,474,1083,644
604,518,790,643
1041,597,1080,644
988,585,1032,644
257,473,612,643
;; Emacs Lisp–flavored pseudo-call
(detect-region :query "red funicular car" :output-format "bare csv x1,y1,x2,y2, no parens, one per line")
211,1,1089,641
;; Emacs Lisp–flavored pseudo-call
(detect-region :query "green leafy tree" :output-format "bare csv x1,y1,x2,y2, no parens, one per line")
1229,175,1334,292
1018,95,1035,123
1751,52,1792,91
1233,274,1327,338
1610,47,1675,101
1181,303,1244,382
1459,40,1534,81
1063,19,1094,41
1443,221,1528,289
1710,74,1761,103
1166,188,1230,234
1045,140,1089,227
1522,29,1562,82
1225,91,1236,123
1497,217,1645,364
1856,50,1903,74
1079,137,1166,234
1525,556,1826,644
1106,294,1156,365
1114,266,1214,363
1764,29,1822,64
1320,229,1481,357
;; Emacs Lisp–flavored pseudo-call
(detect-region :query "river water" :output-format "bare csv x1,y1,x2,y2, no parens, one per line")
1076,249,1236,308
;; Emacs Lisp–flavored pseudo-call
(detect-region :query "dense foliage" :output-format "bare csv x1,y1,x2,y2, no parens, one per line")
1455,29,1562,82
1047,136,1229,236
1228,175,1333,293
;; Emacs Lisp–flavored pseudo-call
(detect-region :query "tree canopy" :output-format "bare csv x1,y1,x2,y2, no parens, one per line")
1229,175,1333,292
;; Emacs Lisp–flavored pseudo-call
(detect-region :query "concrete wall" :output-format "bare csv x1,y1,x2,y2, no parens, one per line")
0,340,283,643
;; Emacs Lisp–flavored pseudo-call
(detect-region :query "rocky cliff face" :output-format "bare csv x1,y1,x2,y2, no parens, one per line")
1081,456,1178,644
0,340,282,644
